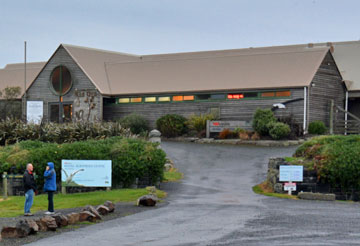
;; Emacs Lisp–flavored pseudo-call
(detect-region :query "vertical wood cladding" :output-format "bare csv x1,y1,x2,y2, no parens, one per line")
308,51,345,133
103,88,305,129
25,46,102,122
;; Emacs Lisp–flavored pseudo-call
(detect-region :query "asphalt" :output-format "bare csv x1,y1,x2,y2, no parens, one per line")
25,142,360,246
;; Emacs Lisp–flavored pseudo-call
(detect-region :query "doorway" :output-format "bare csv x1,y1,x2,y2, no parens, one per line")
49,103,73,123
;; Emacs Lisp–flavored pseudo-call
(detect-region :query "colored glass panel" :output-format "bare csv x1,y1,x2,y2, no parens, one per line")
184,95,194,101
261,92,275,97
276,91,291,97
130,97,142,103
119,98,130,103
145,97,156,102
173,96,183,101
158,96,170,102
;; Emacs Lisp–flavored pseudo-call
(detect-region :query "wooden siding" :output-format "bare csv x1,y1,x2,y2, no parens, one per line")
308,51,345,133
24,46,102,122
103,88,305,129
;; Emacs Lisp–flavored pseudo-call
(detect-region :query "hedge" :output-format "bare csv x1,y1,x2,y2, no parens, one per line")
0,137,166,189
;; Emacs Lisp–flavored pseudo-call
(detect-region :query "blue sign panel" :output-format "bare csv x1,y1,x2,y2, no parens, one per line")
279,165,303,182
61,160,112,187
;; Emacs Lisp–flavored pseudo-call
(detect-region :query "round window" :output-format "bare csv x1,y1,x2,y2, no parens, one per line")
50,66,72,96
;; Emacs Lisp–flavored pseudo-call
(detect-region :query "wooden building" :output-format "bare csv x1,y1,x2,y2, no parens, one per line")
0,43,348,133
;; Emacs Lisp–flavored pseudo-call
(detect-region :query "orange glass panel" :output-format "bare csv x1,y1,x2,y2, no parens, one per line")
261,92,275,97
275,91,291,97
130,97,142,103
173,96,183,101
184,95,194,101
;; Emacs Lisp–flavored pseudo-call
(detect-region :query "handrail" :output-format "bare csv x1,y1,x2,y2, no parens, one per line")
335,105,360,122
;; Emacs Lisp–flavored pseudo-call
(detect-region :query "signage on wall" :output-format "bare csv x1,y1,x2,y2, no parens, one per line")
26,101,43,124
279,165,303,182
61,160,112,187
208,120,252,132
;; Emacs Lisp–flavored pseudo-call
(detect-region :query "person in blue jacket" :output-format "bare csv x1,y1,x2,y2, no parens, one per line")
44,162,56,215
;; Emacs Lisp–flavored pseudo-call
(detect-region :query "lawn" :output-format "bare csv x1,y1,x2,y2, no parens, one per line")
0,188,166,217
252,182,297,200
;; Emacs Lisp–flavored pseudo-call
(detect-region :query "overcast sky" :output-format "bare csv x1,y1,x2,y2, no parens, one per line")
0,0,359,67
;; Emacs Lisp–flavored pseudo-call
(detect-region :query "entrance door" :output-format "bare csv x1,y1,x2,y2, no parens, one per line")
49,103,73,123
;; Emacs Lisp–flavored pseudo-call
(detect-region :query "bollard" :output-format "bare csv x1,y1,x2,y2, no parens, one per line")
2,172,8,200
106,187,111,192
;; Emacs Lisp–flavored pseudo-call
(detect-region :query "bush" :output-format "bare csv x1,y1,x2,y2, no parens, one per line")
218,129,237,139
119,113,149,135
156,114,187,138
252,109,276,136
186,113,216,134
278,115,303,139
0,119,133,145
0,137,166,189
268,122,291,140
308,121,327,135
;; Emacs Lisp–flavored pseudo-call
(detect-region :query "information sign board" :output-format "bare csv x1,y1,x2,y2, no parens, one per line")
279,165,303,182
209,120,252,132
27,101,43,124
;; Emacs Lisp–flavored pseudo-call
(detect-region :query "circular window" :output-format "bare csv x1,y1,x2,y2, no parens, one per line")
50,66,72,96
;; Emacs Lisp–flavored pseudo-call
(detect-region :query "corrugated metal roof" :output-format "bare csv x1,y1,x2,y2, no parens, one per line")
62,44,329,95
0,62,46,98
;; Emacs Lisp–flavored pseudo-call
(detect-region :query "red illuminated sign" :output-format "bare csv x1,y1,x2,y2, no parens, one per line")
227,94,244,99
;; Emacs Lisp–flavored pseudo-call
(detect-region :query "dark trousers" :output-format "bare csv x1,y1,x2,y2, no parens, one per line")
47,191,54,212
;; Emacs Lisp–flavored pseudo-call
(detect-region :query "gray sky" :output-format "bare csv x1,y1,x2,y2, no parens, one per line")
0,0,359,68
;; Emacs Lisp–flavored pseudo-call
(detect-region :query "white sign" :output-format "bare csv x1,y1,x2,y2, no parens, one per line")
279,165,303,182
27,101,43,124
284,182,297,191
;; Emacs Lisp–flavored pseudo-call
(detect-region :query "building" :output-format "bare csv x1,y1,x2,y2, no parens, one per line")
0,42,350,133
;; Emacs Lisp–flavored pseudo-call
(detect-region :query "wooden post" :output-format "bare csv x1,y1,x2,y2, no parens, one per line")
206,120,210,138
330,100,334,135
61,186,66,195
2,172,8,200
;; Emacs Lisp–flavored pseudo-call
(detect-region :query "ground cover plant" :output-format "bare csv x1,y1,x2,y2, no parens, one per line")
0,137,167,188
292,135,360,193
0,188,166,217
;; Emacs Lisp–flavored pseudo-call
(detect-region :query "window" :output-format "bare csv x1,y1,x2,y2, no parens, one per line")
210,94,226,100
130,97,142,103
227,94,244,99
197,94,211,100
276,91,291,97
119,98,130,103
243,92,258,98
172,96,183,101
158,96,170,102
261,92,275,97
50,66,72,96
145,97,156,102
184,95,194,101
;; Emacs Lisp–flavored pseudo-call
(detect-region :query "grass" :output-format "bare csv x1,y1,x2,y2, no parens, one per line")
163,168,183,182
0,188,167,218
252,182,298,200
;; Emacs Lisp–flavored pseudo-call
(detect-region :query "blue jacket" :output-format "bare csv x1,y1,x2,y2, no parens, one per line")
44,162,57,192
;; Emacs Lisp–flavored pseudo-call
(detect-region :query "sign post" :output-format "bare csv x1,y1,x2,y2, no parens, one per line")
279,165,303,195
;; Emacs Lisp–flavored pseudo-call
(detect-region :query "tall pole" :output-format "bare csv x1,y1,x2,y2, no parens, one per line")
24,41,27,122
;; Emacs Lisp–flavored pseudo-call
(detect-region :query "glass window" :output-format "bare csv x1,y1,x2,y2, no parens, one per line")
276,91,291,97
119,98,130,103
261,92,275,97
130,97,142,103
145,97,156,102
158,96,170,102
210,94,226,100
173,96,183,101
243,92,258,98
51,66,72,96
184,95,194,101
197,94,211,100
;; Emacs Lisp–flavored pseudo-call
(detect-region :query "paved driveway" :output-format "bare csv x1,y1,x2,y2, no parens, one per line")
27,142,360,246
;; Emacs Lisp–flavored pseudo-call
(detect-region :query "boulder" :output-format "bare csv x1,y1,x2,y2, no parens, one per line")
96,205,110,216
1,227,18,238
82,205,102,220
274,183,283,193
15,219,39,237
25,219,39,234
67,213,80,225
298,192,336,201
137,194,158,207
79,211,97,222
35,219,48,232
149,129,161,138
164,163,173,172
40,216,57,231
103,201,115,213
52,214,69,227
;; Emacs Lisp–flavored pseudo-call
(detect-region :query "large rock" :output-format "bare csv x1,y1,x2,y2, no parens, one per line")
274,183,283,193
298,192,336,201
35,219,48,232
1,227,18,238
149,129,161,138
137,194,158,207
103,201,115,213
164,163,174,172
51,214,69,227
96,205,110,216
25,219,39,234
82,205,102,220
67,213,80,225
79,211,97,222
40,216,57,231
15,219,39,237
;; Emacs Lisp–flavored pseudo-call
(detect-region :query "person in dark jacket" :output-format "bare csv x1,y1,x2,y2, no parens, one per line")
44,162,57,214
23,163,37,216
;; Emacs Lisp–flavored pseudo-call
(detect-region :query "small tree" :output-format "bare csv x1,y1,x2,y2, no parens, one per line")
252,108,276,136
0,86,22,119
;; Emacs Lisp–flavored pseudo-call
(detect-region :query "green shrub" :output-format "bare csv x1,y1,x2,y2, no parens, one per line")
268,122,291,140
186,113,216,133
119,114,149,135
308,121,327,135
252,108,276,136
0,137,166,189
156,114,187,138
